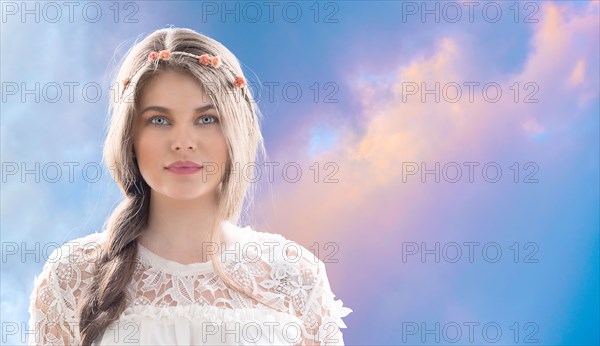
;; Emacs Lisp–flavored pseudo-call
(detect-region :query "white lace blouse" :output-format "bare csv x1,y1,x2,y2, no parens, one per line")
28,221,352,345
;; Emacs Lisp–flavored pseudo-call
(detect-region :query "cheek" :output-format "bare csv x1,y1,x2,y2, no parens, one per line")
135,133,162,165
137,132,158,150
215,135,229,161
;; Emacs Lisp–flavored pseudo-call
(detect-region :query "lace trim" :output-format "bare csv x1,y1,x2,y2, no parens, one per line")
137,244,213,275
120,304,303,324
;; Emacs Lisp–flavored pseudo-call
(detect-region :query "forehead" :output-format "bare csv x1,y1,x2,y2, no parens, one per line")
138,71,212,107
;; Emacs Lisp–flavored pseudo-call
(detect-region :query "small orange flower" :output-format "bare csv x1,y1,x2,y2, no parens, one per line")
148,51,159,61
199,54,212,65
211,56,222,68
158,50,171,60
233,76,246,88
122,77,130,87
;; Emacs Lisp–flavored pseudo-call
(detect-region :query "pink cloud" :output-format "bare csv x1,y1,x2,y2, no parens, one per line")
254,1,599,272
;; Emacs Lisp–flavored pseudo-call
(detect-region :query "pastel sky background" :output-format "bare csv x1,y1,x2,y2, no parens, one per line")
1,1,598,345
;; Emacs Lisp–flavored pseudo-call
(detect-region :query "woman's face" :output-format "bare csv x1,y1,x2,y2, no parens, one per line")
132,71,229,201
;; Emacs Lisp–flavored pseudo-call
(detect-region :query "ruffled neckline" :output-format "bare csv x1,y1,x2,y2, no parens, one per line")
136,220,253,275
120,304,304,325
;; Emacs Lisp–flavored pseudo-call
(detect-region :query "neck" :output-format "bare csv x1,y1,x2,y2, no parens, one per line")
138,190,222,263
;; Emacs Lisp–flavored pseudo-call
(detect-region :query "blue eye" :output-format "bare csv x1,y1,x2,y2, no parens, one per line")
150,116,170,126
148,115,218,126
199,115,218,125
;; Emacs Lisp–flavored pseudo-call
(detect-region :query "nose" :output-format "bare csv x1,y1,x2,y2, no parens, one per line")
171,125,197,152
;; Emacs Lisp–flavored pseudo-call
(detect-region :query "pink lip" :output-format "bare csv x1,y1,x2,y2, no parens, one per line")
166,166,203,175
165,160,203,175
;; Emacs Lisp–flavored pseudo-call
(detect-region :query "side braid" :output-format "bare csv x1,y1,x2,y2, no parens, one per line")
77,194,149,345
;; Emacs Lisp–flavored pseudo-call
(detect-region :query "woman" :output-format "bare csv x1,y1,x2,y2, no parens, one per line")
28,27,351,345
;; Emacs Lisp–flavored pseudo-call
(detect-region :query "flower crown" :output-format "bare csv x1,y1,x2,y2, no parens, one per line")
121,49,248,95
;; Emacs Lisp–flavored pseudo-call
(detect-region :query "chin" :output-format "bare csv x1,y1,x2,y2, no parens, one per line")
156,186,217,201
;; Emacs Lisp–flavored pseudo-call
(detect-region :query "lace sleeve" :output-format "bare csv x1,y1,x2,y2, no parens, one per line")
225,231,352,345
27,234,102,346
28,258,78,346
299,260,353,346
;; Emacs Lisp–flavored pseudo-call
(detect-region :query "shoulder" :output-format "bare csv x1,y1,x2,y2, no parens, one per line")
42,232,106,275
226,221,317,263
31,232,106,311
235,227,352,344
248,228,322,272
231,227,325,315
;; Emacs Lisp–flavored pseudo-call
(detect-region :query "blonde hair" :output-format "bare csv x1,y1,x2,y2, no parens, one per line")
77,27,267,345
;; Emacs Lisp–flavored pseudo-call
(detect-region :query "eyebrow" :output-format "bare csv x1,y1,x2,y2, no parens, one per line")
139,104,216,115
